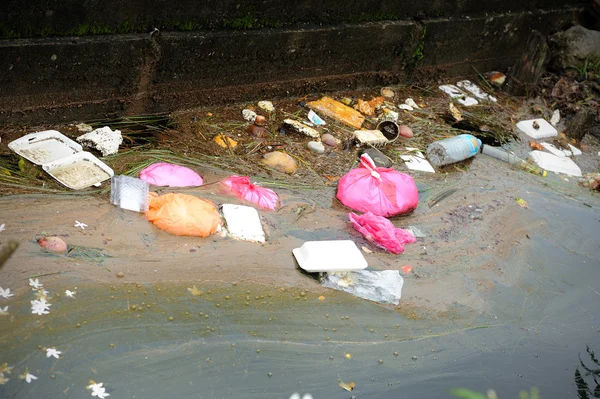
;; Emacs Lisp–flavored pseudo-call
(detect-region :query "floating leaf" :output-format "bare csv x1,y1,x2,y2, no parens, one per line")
339,380,355,392
18,158,26,173
515,197,528,208
449,388,488,399
0,373,9,385
0,363,13,374
187,285,203,296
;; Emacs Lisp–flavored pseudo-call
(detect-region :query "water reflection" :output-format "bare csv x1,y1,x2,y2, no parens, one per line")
576,346,600,399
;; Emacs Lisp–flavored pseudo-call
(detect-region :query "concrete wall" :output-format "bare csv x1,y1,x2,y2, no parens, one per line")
0,1,585,124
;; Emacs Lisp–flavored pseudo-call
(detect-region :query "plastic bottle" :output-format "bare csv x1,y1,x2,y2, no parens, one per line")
426,134,482,167
481,145,547,177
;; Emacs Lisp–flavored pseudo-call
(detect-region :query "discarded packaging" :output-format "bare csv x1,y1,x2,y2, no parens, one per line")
42,151,114,190
283,119,319,138
516,119,557,139
400,148,435,173
439,85,479,106
222,175,280,210
349,212,416,254
139,162,204,187
376,121,400,142
321,270,404,305
337,154,419,217
426,134,482,167
110,175,150,212
529,151,582,177
76,126,123,156
456,80,497,102
293,240,368,273
9,130,82,164
307,97,365,129
145,193,221,237
353,130,389,146
481,145,547,176
262,151,298,174
307,110,326,126
221,204,265,243
359,148,391,168
540,142,581,157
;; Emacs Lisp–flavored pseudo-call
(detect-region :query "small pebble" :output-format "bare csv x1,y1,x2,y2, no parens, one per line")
412,356,418,361
168,316,174,321
116,272,125,278
307,141,325,154
321,133,337,147
378,359,384,364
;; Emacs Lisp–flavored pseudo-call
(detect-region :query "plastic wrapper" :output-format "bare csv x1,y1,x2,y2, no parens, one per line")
349,212,416,254
336,154,418,217
139,162,204,187
222,175,280,210
145,193,221,237
321,270,404,305
110,175,149,212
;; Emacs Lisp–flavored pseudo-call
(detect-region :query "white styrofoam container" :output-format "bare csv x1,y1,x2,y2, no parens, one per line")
540,142,582,157
529,151,582,177
400,147,436,173
516,119,557,139
42,151,114,190
292,240,368,273
222,204,265,243
8,130,82,165
439,85,479,106
353,130,388,146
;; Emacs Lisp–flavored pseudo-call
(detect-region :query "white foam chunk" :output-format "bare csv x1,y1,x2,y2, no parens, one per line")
222,204,265,243
77,126,123,156
529,151,582,177
456,80,497,102
293,240,368,272
516,119,557,139
400,147,435,173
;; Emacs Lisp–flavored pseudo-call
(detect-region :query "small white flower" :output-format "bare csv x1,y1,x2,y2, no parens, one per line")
87,382,110,398
87,382,103,391
0,223,5,232
0,287,14,299
20,369,38,383
0,306,8,316
65,290,75,298
29,278,43,289
46,348,62,359
31,298,51,315
74,220,88,230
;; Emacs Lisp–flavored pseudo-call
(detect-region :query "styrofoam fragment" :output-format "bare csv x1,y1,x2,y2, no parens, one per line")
400,147,435,173
550,109,560,126
242,109,257,123
76,126,123,156
293,240,368,272
353,130,388,146
439,85,479,106
529,151,582,177
398,104,414,111
405,98,420,109
457,80,497,102
516,119,557,139
222,204,265,243
283,119,320,138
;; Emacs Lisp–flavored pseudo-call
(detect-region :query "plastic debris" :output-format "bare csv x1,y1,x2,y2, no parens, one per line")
321,270,404,305
516,119,558,139
377,121,400,142
283,119,319,138
456,80,497,102
550,109,561,126
258,101,275,112
426,134,481,167
529,151,582,177
222,204,265,243
307,97,365,129
222,175,280,210
146,193,221,237
540,142,581,157
262,151,298,174
349,212,416,254
359,148,391,168
439,85,479,106
307,110,326,126
242,109,257,123
76,126,123,156
405,98,420,109
353,130,388,146
407,225,426,238
398,104,414,111
401,148,435,173
110,175,149,212
139,162,203,187
292,240,368,272
337,154,419,217
482,145,547,176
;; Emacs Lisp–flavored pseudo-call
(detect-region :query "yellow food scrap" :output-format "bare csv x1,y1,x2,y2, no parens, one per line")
214,134,238,149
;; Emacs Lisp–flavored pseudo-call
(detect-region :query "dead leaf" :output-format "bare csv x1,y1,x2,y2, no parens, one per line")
187,285,203,296
515,197,528,209
529,141,544,151
339,380,355,391
323,175,340,182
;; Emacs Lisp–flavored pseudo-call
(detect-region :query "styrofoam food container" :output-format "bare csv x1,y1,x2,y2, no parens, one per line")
292,240,368,272
222,204,265,243
516,119,557,139
8,130,82,165
42,151,114,190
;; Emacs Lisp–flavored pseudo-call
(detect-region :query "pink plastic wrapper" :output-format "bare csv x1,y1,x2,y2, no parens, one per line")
337,154,418,217
349,212,416,254
222,175,280,210
139,162,204,187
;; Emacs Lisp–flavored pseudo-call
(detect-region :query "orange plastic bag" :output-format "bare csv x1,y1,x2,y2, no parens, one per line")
307,96,365,129
145,193,221,237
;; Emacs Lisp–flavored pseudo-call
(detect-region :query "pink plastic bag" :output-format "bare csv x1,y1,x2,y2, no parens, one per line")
337,154,418,217
139,162,204,187
349,212,416,254
222,175,280,210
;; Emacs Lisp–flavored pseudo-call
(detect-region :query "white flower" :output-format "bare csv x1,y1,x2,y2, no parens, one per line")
31,298,51,315
74,220,88,230
20,369,37,383
0,306,8,316
46,348,62,359
87,382,110,398
65,290,75,298
0,287,14,299
0,223,5,232
29,278,43,289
